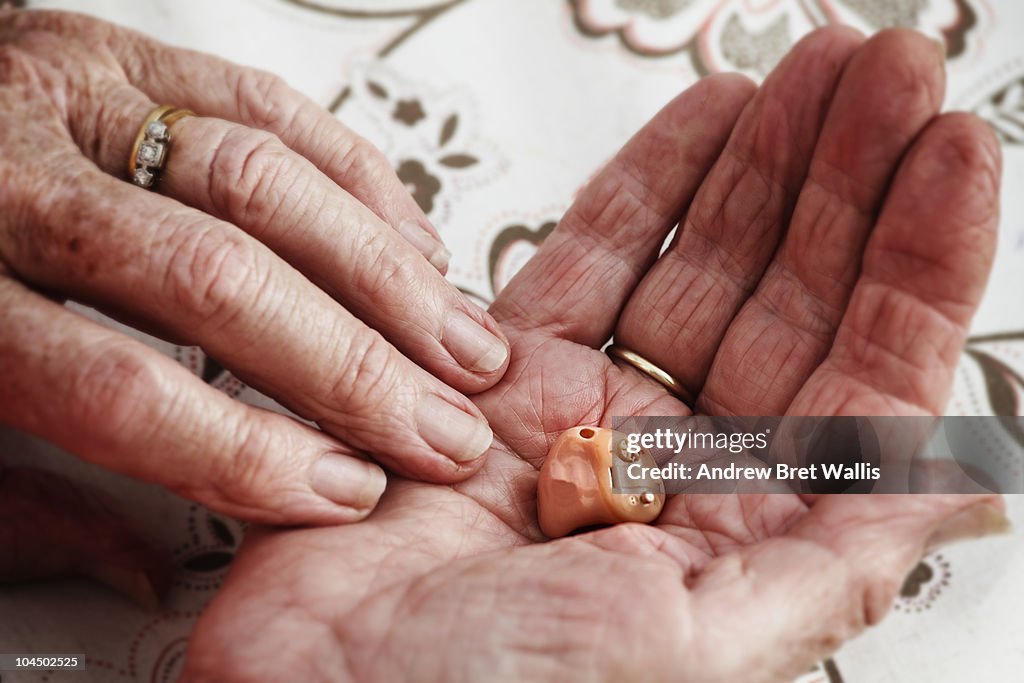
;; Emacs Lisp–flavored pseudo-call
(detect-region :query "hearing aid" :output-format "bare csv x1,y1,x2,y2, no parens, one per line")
537,426,665,538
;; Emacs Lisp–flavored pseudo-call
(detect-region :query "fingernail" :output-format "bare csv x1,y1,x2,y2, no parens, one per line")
932,37,947,60
442,310,508,373
925,503,1012,553
310,454,387,510
398,219,451,271
416,394,493,463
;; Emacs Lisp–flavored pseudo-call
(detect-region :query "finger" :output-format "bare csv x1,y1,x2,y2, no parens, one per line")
2,26,508,390
614,27,865,400
1,10,449,270
491,73,756,345
698,29,946,416
0,164,494,481
0,278,390,525
80,82,509,391
688,494,1007,683
787,112,1001,417
0,465,171,608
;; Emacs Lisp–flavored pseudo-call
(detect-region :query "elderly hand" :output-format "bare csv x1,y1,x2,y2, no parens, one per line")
0,9,510,527
182,27,1005,683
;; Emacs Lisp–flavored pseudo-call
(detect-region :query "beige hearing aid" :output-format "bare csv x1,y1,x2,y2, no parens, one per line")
537,426,665,538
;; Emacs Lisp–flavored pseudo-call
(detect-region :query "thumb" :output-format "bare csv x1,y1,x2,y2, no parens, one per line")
0,464,172,608
687,494,1009,683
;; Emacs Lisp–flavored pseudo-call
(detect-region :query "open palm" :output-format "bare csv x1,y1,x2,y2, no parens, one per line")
183,28,1004,683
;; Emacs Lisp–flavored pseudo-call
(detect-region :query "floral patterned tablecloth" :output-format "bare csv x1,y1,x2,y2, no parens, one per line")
2,1,1023,681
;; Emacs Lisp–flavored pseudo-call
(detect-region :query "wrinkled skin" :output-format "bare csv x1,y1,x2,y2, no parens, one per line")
0,9,508,528
183,28,1005,683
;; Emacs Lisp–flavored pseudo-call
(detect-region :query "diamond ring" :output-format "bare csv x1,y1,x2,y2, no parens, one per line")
129,105,195,189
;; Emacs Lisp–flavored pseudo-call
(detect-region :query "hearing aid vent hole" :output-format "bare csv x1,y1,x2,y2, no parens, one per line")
579,428,595,439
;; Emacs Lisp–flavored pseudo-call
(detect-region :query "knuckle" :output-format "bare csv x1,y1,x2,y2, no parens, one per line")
758,265,839,342
66,340,160,436
119,34,156,85
214,418,282,508
326,329,401,415
0,47,63,136
164,223,269,331
353,233,426,307
930,113,1002,178
883,64,942,116
233,67,300,132
328,134,394,189
6,23,117,80
569,164,660,247
74,80,136,164
207,126,296,227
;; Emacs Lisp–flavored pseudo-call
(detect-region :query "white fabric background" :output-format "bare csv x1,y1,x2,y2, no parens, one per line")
1,1,1022,681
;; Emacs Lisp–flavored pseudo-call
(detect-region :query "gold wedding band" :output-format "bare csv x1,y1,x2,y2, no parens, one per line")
605,344,692,404
128,105,195,188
